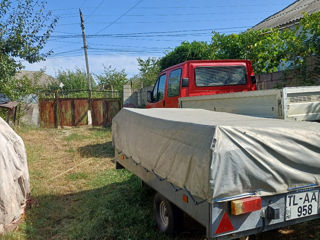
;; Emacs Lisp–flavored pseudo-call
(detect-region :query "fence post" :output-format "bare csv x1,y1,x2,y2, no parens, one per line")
54,90,60,128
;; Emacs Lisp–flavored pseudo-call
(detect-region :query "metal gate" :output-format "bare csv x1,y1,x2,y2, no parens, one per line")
39,98,121,128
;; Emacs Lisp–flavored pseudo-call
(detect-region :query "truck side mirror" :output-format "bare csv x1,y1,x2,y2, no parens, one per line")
182,78,189,88
147,91,153,103
251,76,256,84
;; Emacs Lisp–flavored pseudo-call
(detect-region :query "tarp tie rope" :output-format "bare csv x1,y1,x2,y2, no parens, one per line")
130,157,140,166
152,170,167,181
169,183,182,192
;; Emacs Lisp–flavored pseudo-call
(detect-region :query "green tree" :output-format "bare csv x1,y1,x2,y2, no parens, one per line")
211,29,290,74
156,12,319,84
131,57,160,89
0,0,57,99
159,41,211,70
210,12,320,78
46,69,95,92
298,12,320,56
96,65,128,93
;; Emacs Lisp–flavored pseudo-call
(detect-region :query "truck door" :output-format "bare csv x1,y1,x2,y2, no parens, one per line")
147,74,166,108
165,68,182,108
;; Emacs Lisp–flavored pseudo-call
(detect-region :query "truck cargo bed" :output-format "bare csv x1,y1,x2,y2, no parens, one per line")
179,86,320,121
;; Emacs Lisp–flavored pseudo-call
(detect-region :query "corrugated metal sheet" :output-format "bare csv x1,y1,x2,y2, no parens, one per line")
39,100,55,128
59,100,73,126
91,99,105,126
107,100,122,124
39,98,121,128
252,0,320,30
74,99,88,126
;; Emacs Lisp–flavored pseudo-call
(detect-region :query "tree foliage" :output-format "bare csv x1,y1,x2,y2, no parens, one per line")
47,69,95,91
96,65,128,93
159,41,211,70
211,29,291,74
0,0,57,99
131,57,160,88
157,12,320,82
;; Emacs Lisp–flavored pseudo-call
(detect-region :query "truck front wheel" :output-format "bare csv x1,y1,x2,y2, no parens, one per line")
153,193,183,234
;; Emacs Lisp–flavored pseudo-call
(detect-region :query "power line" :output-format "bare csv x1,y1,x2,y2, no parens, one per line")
86,0,105,20
56,10,276,19
50,7,79,12
54,11,273,20
49,26,250,39
88,43,170,49
95,0,144,34
56,18,254,26
134,3,295,9
80,0,89,9
50,49,83,56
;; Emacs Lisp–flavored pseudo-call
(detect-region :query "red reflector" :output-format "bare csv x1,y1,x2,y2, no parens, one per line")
215,212,234,234
231,196,262,215
242,197,261,213
182,194,188,203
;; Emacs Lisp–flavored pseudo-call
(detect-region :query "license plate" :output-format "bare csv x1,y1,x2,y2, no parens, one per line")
286,190,319,220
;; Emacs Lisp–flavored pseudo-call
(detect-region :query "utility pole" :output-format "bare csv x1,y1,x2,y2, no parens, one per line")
79,9,92,125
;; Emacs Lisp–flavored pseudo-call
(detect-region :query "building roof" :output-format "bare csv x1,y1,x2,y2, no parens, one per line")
0,92,10,104
15,70,56,87
252,0,320,30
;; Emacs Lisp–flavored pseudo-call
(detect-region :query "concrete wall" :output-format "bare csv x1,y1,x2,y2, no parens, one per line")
138,86,153,107
257,56,320,90
123,84,153,108
123,84,134,106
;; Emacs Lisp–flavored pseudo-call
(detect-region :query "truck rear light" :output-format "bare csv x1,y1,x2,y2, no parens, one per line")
215,212,234,234
231,196,262,216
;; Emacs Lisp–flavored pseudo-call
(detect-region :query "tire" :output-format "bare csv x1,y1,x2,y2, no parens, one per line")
153,193,183,234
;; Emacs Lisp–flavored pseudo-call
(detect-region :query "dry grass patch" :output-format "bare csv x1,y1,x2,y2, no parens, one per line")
20,127,113,195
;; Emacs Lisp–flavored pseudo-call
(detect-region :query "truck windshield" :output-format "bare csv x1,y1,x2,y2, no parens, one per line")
195,66,247,87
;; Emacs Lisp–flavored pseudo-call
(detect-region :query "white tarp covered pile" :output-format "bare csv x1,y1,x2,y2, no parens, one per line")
0,117,29,234
112,108,320,202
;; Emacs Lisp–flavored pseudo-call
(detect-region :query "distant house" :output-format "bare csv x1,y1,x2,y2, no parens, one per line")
15,70,56,88
252,0,320,30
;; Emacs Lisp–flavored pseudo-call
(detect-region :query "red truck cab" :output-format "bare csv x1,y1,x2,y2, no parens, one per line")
146,60,256,108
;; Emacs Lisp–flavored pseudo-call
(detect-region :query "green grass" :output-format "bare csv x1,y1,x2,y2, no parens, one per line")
65,170,170,240
19,169,172,240
0,127,180,240
63,133,86,142
66,172,89,181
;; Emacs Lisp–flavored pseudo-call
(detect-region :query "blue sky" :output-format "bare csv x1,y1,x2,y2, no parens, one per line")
23,0,296,77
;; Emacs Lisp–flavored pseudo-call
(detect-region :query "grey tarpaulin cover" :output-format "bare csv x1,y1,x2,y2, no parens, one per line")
0,117,29,233
112,108,320,202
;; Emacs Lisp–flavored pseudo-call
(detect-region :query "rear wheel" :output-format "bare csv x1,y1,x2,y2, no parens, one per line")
153,193,183,234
